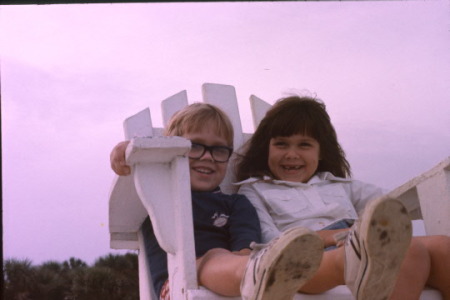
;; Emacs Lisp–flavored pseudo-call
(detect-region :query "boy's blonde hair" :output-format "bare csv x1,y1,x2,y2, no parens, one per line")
164,103,234,147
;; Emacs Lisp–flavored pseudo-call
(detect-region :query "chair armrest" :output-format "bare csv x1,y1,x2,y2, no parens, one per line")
388,156,450,236
126,136,191,164
109,136,192,251
125,136,192,253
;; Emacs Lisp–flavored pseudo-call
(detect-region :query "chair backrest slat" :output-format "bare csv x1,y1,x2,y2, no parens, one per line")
162,90,189,128
124,108,154,140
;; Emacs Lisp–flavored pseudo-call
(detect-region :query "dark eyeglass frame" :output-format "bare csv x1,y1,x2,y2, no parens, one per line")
189,142,234,163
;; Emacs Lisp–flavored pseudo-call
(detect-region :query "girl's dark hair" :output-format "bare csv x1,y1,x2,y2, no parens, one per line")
235,96,351,181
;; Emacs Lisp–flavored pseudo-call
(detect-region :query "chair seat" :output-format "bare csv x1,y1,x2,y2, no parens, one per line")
187,285,442,299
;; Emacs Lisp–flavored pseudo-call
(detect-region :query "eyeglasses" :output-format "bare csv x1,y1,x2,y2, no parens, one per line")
189,142,233,163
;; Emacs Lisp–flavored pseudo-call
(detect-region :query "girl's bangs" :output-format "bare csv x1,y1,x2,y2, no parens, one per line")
268,111,317,139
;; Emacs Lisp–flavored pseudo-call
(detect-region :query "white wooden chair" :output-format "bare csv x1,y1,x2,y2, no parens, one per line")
109,83,447,300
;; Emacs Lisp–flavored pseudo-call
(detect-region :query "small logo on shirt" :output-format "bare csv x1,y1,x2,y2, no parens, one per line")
211,212,229,227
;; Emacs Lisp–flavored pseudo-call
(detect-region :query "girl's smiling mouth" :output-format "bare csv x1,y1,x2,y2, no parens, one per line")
282,165,303,170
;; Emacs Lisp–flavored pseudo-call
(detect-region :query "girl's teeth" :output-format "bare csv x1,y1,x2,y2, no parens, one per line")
284,166,300,170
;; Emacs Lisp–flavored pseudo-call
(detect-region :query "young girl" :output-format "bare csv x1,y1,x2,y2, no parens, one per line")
235,96,450,300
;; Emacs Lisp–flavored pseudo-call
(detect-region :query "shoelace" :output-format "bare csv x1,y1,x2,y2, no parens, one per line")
250,241,268,251
333,230,350,245
334,219,360,247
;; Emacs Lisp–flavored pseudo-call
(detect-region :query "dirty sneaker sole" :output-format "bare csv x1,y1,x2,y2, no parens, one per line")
257,228,323,300
355,197,412,300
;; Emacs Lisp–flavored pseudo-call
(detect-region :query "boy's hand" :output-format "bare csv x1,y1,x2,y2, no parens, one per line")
233,248,252,256
110,141,131,176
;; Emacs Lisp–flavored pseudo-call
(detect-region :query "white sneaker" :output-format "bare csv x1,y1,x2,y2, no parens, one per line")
345,195,412,300
240,227,323,300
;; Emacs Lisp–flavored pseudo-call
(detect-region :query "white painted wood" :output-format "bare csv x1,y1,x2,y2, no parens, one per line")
185,285,355,300
249,94,271,130
202,83,244,150
110,108,156,250
412,220,427,237
129,137,191,253
388,156,450,236
202,83,245,194
416,159,450,235
109,83,445,300
185,284,442,299
128,136,198,299
138,229,157,300
109,174,146,250
420,289,446,300
166,156,199,298
162,90,189,128
124,108,153,140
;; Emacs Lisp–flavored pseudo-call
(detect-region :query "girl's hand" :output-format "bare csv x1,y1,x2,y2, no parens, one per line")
333,229,350,248
110,141,131,176
316,228,350,248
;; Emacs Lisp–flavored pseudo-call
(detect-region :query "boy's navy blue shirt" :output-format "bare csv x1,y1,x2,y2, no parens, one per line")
142,188,262,297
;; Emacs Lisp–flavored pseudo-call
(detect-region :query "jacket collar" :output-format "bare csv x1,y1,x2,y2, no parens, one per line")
234,172,351,187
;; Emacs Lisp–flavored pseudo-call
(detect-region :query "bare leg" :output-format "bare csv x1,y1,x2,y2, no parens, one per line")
300,240,431,299
301,235,450,299
299,247,345,293
196,248,248,296
418,235,450,299
389,238,430,300
302,196,412,300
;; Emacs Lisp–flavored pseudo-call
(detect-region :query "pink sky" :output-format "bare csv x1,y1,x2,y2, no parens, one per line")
1,1,449,265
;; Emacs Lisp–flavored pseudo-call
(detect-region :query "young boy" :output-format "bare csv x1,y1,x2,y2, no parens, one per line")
110,103,324,300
